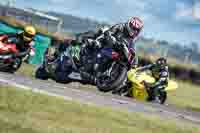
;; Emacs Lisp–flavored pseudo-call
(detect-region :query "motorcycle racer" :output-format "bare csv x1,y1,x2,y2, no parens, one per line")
136,57,169,101
0,26,36,60
80,17,144,84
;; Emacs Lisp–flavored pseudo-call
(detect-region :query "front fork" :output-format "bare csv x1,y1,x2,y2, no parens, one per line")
105,62,115,77
95,59,116,78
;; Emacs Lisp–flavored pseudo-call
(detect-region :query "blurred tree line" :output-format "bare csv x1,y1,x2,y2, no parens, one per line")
136,37,200,65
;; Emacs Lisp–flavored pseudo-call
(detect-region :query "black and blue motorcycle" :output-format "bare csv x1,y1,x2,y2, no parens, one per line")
35,38,128,92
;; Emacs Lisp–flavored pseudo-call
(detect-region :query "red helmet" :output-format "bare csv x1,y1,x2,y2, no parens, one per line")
126,17,143,38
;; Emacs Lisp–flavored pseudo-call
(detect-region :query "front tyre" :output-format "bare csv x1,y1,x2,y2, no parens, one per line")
6,58,22,73
97,63,127,92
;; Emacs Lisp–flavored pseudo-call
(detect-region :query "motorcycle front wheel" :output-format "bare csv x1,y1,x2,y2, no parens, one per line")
97,63,127,92
5,58,22,73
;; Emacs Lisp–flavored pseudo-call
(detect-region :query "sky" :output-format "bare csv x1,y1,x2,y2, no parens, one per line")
9,0,200,44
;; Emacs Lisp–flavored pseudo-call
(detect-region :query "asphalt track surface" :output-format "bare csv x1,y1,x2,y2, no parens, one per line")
0,72,200,126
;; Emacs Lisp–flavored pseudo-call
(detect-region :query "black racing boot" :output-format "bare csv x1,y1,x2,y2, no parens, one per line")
147,88,155,101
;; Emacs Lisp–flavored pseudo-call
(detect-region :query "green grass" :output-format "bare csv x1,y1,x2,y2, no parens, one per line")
16,63,36,78
0,85,199,133
168,80,200,112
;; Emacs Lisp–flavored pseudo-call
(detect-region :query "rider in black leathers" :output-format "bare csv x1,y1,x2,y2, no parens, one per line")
80,17,144,84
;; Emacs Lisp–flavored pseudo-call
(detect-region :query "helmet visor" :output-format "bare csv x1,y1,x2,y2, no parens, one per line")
128,23,141,38
24,32,34,39
157,60,166,68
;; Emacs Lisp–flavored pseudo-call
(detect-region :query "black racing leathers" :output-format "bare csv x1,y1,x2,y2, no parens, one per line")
79,24,138,84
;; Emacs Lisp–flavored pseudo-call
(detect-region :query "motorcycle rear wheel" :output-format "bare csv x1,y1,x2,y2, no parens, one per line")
35,66,49,80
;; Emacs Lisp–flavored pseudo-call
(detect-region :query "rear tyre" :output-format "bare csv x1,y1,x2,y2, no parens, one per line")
54,71,71,83
35,66,49,80
54,56,72,84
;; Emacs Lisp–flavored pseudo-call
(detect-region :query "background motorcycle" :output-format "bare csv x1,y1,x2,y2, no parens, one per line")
126,68,178,104
35,44,81,83
0,35,33,73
